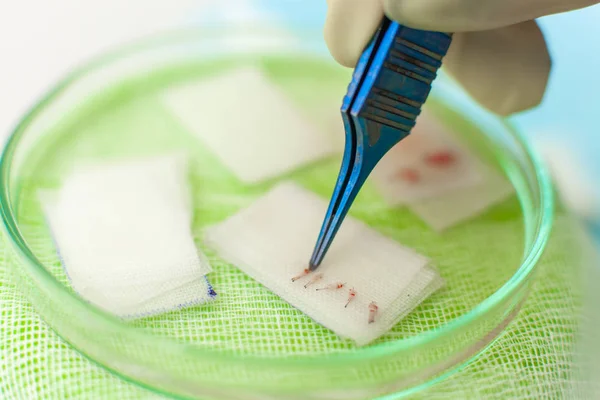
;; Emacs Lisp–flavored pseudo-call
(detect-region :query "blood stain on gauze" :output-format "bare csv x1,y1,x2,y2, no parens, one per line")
160,66,337,184
372,111,514,231
205,182,443,345
372,111,485,205
38,154,216,318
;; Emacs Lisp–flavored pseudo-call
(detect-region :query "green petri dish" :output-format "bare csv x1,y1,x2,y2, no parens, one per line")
0,29,553,399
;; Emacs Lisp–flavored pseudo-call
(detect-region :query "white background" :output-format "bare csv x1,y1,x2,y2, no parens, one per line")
0,0,216,141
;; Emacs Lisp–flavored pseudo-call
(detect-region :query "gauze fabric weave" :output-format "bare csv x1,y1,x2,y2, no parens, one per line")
206,182,443,345
372,112,514,231
372,112,485,205
408,166,514,231
161,66,337,184
38,154,215,317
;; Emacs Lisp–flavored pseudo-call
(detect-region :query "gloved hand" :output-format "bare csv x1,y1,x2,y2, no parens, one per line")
324,0,599,115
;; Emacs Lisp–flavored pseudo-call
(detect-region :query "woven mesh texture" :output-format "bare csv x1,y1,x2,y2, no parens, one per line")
0,217,581,399
0,57,582,398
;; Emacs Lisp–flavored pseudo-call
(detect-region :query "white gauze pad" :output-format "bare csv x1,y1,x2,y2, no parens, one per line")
160,66,336,184
120,277,216,319
371,112,484,205
409,167,514,231
205,182,442,345
39,154,216,317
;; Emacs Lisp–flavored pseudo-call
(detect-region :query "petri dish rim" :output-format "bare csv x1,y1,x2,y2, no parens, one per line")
0,28,554,369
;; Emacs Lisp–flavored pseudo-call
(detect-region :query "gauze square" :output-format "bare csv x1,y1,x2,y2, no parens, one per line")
160,66,337,184
371,111,484,205
205,182,442,345
39,154,216,317
119,278,216,319
409,167,514,231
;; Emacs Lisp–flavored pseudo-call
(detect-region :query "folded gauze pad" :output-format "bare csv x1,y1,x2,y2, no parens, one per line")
371,111,484,205
39,154,216,318
409,166,514,231
160,66,337,184
206,182,443,345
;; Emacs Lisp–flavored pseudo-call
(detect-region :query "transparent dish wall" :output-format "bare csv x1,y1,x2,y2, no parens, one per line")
0,29,552,400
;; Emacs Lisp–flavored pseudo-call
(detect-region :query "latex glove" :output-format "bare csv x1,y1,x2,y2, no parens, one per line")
324,0,599,115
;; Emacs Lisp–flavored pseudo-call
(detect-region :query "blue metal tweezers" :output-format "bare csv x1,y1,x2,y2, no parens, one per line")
308,18,453,270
